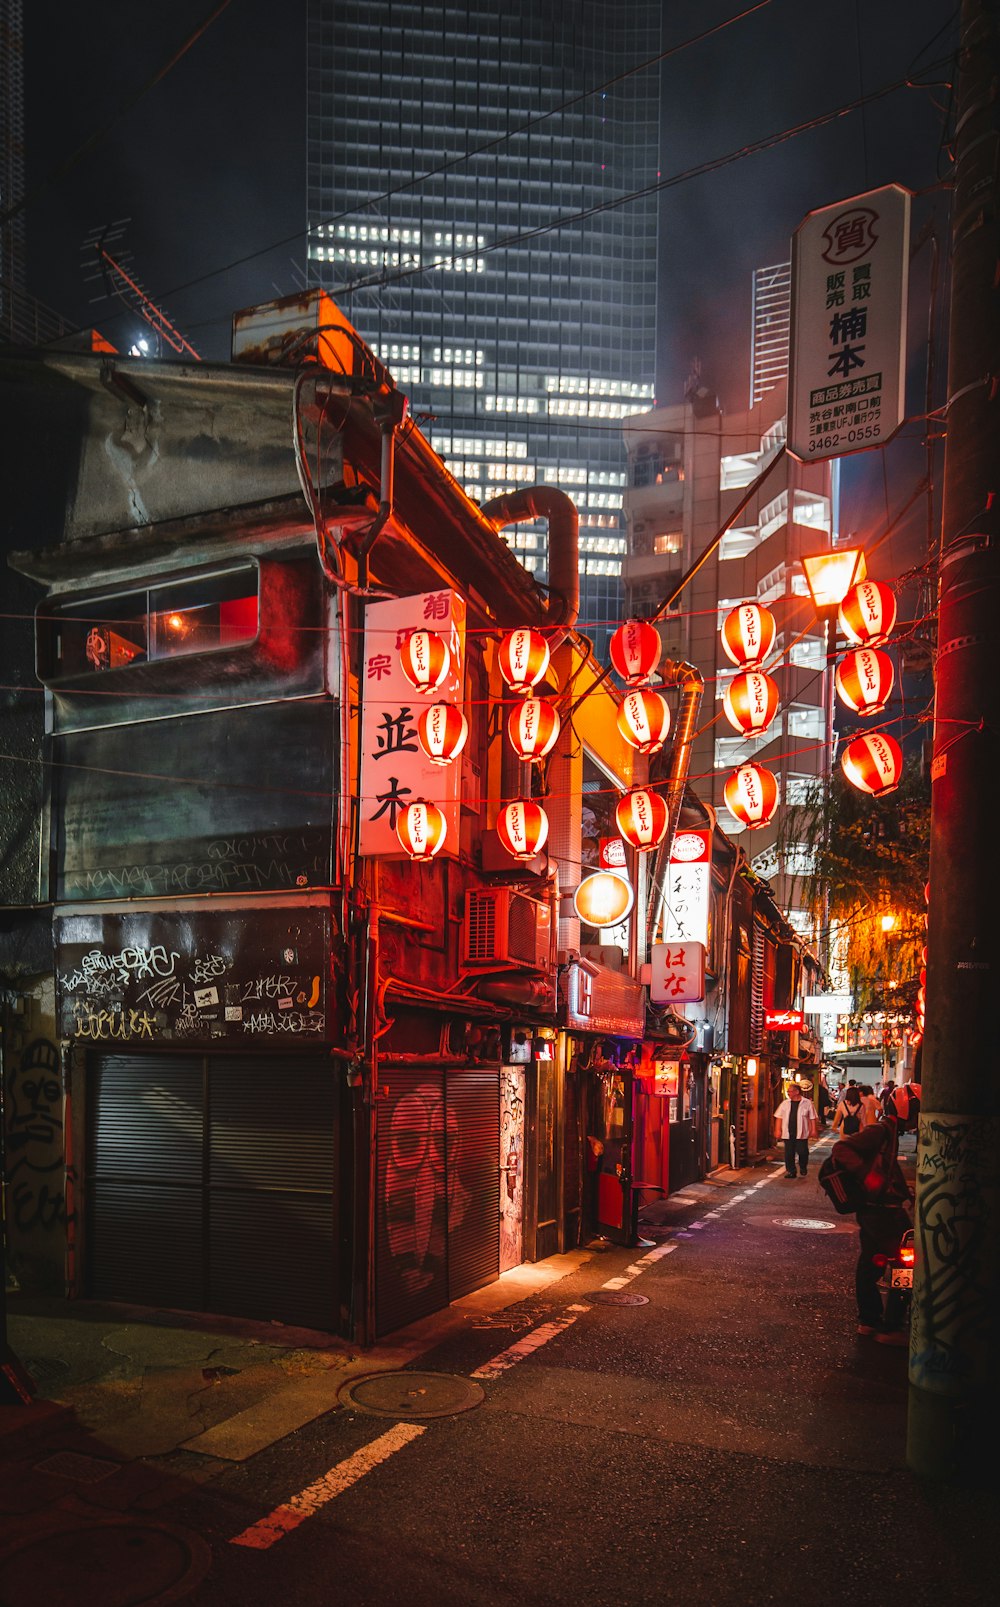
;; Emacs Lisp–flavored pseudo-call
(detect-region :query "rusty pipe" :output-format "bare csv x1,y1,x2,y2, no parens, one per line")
481,486,579,639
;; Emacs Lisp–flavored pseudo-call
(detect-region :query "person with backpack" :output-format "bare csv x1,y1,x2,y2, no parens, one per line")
832,1082,864,1135
772,1080,820,1178
818,1102,914,1344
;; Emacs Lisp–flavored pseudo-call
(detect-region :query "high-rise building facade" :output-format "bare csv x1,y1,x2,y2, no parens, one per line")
750,260,790,407
1,0,26,341
622,381,837,939
306,0,661,655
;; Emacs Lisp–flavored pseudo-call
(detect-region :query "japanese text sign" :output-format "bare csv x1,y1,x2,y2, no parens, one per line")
359,590,465,857
654,1058,680,1098
788,184,910,463
764,1008,804,1031
662,829,711,947
651,941,705,1005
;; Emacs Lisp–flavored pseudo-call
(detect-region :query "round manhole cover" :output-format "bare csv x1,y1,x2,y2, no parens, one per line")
589,1290,650,1306
772,1217,838,1231
339,1370,484,1419
0,1519,209,1607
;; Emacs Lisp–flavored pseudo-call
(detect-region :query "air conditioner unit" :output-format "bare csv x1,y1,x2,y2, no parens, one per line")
463,887,552,972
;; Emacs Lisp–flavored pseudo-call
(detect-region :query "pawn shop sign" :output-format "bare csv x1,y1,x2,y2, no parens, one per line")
651,942,705,1005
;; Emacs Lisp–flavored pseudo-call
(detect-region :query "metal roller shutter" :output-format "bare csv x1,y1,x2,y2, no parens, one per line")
86,1052,337,1331
375,1069,448,1337
375,1067,500,1336
207,1055,337,1331
87,1054,204,1310
446,1071,500,1301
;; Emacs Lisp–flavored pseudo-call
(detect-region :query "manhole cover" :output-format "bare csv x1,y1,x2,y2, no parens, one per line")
35,1451,122,1484
589,1290,650,1306
772,1217,838,1231
23,1356,70,1384
0,1519,210,1607
339,1370,484,1419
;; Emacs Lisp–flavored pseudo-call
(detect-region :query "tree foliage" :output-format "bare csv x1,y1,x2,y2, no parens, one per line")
780,759,929,1011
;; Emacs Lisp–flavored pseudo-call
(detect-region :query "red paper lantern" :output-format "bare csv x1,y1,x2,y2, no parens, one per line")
507,697,560,762
395,799,448,861
399,629,450,695
722,671,779,737
835,647,894,716
720,602,776,670
615,787,669,851
416,701,468,765
838,579,897,646
497,628,550,694
609,619,662,687
497,798,549,860
840,731,904,796
616,688,671,754
723,763,779,830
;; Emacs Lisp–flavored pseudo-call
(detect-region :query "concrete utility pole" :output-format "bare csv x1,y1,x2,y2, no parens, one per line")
908,0,1000,1481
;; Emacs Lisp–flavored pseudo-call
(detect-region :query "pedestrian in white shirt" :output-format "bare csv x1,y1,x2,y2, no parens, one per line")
773,1083,820,1178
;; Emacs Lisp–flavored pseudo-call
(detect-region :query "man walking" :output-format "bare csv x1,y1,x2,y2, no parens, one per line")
773,1081,819,1178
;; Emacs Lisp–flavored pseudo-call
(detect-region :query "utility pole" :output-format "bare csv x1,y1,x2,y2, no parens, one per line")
908,0,1000,1481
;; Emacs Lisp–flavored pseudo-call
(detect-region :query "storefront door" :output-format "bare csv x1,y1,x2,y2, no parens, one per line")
375,1066,500,1337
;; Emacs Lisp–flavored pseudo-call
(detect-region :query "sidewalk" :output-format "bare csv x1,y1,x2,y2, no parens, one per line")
0,1249,594,1494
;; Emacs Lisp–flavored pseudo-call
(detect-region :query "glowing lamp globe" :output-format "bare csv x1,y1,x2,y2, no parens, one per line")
615,787,669,852
723,763,779,830
720,602,776,670
395,800,448,861
573,871,635,928
835,647,894,717
400,629,450,695
609,619,662,687
617,688,671,754
497,799,549,861
840,731,904,796
507,697,561,762
416,702,468,766
498,628,550,695
722,671,780,737
838,579,897,647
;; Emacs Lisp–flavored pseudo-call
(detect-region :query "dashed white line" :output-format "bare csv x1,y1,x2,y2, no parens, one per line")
230,1422,426,1550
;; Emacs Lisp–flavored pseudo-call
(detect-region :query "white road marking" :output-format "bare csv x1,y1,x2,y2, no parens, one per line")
470,1312,583,1380
229,1422,426,1550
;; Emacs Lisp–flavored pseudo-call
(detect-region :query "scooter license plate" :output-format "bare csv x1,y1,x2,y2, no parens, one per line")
890,1268,912,1289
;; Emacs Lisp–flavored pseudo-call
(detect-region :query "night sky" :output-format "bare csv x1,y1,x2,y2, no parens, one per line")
22,0,956,562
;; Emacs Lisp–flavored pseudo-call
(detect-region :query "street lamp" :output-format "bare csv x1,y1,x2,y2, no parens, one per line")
800,545,867,614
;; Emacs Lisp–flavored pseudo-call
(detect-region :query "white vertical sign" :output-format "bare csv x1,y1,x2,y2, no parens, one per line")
788,184,910,463
359,590,465,857
662,829,711,946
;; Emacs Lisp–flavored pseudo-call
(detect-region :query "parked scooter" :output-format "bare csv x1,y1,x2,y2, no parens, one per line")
875,1227,915,1331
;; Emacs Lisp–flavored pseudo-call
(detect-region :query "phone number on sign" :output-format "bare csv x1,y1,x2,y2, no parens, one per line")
807,423,882,452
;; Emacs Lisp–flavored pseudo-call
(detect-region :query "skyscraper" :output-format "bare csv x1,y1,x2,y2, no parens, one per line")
305,0,661,654
750,261,791,407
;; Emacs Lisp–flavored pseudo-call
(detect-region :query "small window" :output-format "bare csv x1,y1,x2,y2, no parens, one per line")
43,564,259,680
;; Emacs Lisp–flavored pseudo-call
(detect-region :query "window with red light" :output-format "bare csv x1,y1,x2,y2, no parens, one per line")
43,564,259,679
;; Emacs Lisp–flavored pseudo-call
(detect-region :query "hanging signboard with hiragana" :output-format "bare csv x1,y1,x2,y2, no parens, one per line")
787,184,910,464
359,590,466,857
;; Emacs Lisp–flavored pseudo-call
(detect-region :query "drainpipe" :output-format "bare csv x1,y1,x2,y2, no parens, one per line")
357,404,402,591
482,487,582,958
644,659,705,955
480,487,580,639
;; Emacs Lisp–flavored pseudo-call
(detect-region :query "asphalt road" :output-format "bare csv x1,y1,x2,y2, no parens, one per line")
171,1146,992,1606
4,1139,993,1607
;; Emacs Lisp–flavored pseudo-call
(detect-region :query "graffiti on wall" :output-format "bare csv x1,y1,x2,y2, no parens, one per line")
55,909,329,1045
500,1067,525,1273
3,980,73,1295
910,1112,999,1396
